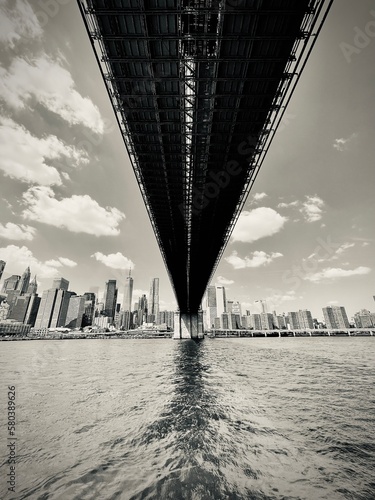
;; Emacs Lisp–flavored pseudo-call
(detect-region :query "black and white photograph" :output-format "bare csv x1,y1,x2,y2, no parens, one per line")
0,0,374,498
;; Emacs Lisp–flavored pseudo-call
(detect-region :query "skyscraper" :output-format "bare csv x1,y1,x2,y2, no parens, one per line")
297,309,314,329
34,278,71,329
137,294,148,327
52,278,69,291
205,284,227,328
27,275,38,295
0,260,5,281
216,286,226,317
148,278,159,323
24,294,41,327
103,279,117,320
323,306,350,329
206,285,217,328
65,295,85,328
1,275,20,293
82,292,96,327
122,270,133,312
17,266,31,295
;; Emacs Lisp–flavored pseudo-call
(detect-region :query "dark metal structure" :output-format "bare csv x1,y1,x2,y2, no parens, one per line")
78,0,333,315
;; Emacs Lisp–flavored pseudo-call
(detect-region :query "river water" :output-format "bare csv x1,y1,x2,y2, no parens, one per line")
0,337,374,499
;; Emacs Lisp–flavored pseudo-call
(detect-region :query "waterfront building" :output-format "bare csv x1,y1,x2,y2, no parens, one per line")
158,310,175,330
277,315,287,329
65,295,86,328
260,312,274,330
94,315,111,329
288,311,300,329
221,312,229,329
322,306,350,329
34,278,71,329
250,313,262,330
0,260,6,281
0,319,31,336
297,309,314,329
241,314,252,329
148,277,159,323
354,309,375,328
17,266,31,295
103,279,118,320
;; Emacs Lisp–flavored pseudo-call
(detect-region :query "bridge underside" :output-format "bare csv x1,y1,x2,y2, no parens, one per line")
79,1,332,323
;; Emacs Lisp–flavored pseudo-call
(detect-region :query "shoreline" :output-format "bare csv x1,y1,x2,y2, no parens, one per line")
0,331,374,341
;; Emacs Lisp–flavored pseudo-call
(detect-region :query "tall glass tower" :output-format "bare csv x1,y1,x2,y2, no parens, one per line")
148,278,159,323
103,279,118,320
122,270,133,312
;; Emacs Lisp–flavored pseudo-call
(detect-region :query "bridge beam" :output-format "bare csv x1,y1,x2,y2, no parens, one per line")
173,311,204,340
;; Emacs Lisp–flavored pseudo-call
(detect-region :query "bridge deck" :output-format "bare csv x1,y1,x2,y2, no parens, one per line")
78,0,333,313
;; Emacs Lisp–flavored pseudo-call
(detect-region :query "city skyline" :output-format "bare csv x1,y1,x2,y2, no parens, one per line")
0,1,374,320
1,260,374,325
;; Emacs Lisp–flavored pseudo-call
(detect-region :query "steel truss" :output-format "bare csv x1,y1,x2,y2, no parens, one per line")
78,0,334,313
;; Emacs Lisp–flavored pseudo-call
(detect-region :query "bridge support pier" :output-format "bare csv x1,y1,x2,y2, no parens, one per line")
173,311,205,339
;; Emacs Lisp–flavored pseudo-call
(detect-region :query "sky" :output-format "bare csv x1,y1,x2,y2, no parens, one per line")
0,0,374,321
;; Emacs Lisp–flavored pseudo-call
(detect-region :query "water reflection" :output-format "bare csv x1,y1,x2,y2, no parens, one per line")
133,340,253,500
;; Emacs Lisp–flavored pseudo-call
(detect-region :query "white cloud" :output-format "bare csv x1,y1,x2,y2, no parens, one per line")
300,195,325,223
22,186,125,236
304,266,371,283
225,250,283,269
277,197,325,223
0,244,73,279
333,132,358,152
335,242,355,255
0,222,36,241
91,252,134,270
0,56,104,133
362,242,370,247
58,257,77,268
0,117,88,185
0,0,42,48
45,259,62,268
231,207,287,243
251,290,297,311
277,200,299,208
216,276,234,286
253,192,267,201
